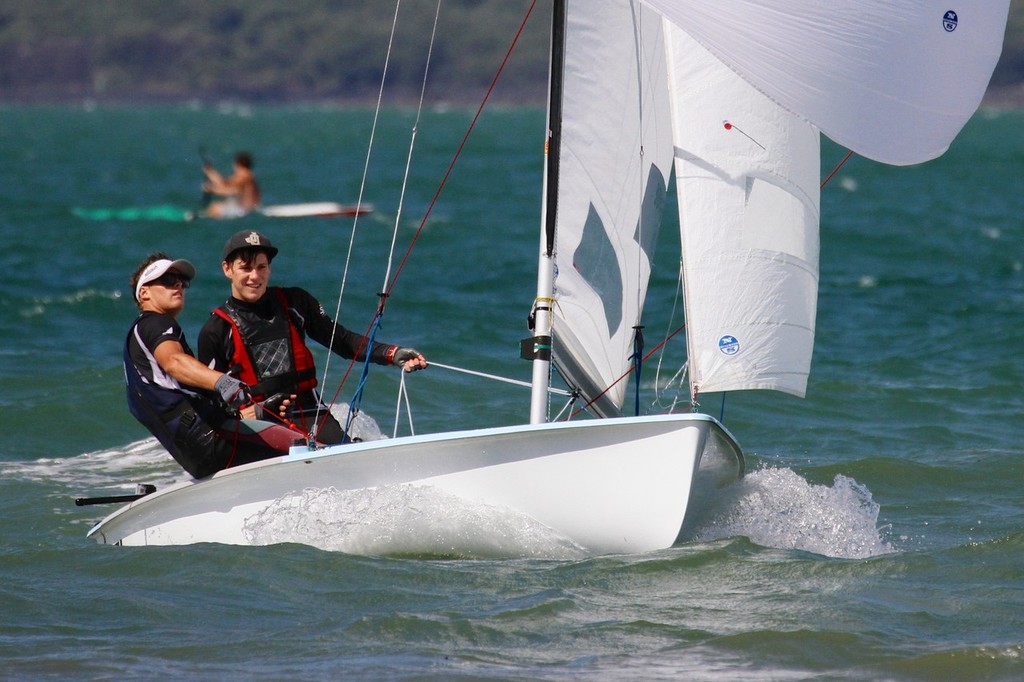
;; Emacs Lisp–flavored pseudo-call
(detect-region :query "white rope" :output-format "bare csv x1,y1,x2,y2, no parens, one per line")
552,396,579,421
316,0,443,437
386,360,574,438
429,361,572,396
392,371,417,438
374,0,446,442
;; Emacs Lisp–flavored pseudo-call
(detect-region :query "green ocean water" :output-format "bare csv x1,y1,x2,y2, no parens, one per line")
1,103,1022,680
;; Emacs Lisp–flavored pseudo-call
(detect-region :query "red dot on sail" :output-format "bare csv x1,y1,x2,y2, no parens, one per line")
723,122,733,130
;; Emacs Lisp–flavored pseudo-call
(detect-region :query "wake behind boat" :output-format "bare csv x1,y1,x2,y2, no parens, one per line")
84,0,1008,556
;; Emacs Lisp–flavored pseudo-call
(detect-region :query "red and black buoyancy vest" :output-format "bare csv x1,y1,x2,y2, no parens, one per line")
213,288,318,400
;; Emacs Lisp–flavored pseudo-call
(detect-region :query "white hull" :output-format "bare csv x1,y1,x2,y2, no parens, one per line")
87,414,742,555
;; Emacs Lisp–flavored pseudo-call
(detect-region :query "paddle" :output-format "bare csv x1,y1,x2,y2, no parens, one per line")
198,145,214,209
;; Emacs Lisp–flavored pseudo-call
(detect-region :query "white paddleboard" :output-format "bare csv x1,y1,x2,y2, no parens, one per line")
258,202,373,218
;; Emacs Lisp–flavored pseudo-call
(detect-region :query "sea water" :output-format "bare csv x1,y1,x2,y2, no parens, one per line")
1,104,1022,680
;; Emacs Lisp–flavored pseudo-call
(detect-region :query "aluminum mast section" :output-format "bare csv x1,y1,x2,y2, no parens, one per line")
528,0,566,424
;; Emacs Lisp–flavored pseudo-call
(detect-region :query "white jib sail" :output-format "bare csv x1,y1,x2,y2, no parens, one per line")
665,25,821,399
551,0,675,417
644,0,1010,165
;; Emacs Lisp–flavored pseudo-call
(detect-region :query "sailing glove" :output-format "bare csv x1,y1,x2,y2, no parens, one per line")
215,374,252,410
262,392,289,417
391,347,426,371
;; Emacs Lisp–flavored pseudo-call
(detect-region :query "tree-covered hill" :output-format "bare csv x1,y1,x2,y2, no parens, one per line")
0,1,550,103
1,0,1022,105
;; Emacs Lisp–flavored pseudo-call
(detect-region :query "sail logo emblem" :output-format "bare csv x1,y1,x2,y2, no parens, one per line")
718,335,740,355
943,10,958,32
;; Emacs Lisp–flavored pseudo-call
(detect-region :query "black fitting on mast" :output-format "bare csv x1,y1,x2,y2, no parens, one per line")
520,335,552,361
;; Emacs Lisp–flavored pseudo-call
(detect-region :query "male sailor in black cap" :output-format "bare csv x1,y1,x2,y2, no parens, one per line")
198,230,427,444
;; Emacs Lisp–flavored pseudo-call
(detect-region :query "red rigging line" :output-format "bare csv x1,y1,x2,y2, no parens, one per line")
821,149,855,188
571,322,688,418
383,0,540,303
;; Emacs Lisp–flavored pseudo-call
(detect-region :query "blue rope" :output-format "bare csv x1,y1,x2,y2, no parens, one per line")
344,311,385,439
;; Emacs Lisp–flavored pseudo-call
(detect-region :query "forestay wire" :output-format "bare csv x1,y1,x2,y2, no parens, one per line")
313,0,407,439
344,0,444,438
326,0,444,438
316,0,540,440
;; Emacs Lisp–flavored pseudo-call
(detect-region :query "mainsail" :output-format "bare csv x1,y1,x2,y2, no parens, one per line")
550,0,674,417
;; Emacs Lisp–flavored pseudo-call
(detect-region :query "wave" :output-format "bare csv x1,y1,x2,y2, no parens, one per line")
1,437,186,494
692,466,894,559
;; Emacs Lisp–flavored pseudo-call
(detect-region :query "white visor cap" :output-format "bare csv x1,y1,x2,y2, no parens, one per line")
134,258,196,302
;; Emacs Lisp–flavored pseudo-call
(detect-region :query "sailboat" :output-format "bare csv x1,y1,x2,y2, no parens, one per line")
84,0,1009,554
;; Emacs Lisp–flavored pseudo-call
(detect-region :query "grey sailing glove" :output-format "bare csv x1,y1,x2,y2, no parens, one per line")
215,374,252,411
391,347,426,371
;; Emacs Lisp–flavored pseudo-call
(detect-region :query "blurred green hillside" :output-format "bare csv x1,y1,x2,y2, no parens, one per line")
1,0,1022,105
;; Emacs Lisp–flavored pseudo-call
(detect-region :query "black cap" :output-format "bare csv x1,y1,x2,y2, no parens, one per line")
222,230,279,262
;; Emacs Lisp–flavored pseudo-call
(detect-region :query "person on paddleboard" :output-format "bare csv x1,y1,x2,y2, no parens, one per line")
124,253,302,479
198,230,427,445
201,151,262,218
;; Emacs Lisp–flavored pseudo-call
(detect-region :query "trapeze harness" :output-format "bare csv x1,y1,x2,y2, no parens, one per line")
123,327,200,458
212,287,318,402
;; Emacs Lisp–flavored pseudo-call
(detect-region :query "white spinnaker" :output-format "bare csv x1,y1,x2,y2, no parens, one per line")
666,26,820,398
644,0,1009,165
551,0,674,417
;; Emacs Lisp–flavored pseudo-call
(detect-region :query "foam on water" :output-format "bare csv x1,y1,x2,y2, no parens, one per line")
695,466,894,559
325,403,387,441
243,484,588,560
239,465,894,560
1,437,184,491
9,404,382,492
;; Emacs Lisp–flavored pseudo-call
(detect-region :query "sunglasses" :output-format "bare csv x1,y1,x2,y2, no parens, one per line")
149,272,191,290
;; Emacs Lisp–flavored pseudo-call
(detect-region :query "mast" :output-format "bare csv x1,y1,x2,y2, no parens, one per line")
527,0,566,424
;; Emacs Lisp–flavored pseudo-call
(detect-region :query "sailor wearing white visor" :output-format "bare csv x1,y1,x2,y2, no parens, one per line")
124,252,301,479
